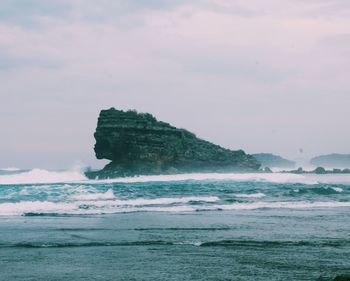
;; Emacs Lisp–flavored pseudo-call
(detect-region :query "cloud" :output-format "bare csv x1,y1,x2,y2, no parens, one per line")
298,0,350,18
0,0,350,168
0,0,71,28
0,0,193,29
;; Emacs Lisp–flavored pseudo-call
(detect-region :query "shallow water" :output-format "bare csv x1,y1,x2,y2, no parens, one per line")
0,169,350,280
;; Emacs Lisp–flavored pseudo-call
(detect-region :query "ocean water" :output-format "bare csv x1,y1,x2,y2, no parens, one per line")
0,169,350,280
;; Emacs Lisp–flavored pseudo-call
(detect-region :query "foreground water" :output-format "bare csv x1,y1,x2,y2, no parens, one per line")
0,169,350,280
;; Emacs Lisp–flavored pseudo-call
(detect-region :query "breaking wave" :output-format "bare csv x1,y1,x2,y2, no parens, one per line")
0,196,220,216
234,193,266,198
0,168,87,185
1,168,350,185
94,172,319,185
70,189,115,200
292,186,345,195
1,199,350,216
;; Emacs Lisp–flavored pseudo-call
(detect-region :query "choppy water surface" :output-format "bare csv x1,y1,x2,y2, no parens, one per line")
0,169,350,280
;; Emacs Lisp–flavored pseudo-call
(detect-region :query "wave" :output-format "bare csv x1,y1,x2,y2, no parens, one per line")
3,238,348,249
69,189,211,204
81,196,220,206
93,172,319,185
207,201,350,210
70,189,115,201
2,167,350,185
0,168,87,185
0,169,318,185
6,241,173,249
292,186,345,195
134,227,231,231
69,196,220,210
1,199,350,216
0,201,76,216
234,193,266,198
0,196,220,216
88,173,350,185
198,239,350,248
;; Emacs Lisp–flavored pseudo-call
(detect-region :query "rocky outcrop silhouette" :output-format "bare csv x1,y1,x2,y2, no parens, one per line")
311,154,350,168
252,153,295,168
86,108,260,179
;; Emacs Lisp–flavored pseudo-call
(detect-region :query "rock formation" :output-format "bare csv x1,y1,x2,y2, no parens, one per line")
86,108,260,179
310,154,350,168
252,153,296,169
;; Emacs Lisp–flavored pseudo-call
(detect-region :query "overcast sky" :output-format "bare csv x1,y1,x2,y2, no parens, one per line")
0,0,349,169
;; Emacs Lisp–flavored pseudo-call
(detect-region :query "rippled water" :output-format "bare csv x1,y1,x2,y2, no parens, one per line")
0,169,350,280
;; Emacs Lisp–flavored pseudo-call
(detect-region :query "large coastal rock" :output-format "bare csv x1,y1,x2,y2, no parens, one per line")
252,153,296,169
86,108,260,179
311,154,350,168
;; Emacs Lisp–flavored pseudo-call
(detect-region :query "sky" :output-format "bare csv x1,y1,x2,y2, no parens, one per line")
0,0,349,169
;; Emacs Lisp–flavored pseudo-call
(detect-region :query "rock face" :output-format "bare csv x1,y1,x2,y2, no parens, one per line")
252,153,295,169
311,154,350,168
86,108,260,179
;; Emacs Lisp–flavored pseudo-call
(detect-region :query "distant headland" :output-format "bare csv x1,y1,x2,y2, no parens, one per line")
252,153,296,169
85,108,260,179
310,153,350,168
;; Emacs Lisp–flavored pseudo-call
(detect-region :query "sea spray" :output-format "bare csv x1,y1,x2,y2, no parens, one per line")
0,168,87,185
3,169,350,185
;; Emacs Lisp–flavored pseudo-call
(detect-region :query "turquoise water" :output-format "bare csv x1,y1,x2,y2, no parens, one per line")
0,169,350,280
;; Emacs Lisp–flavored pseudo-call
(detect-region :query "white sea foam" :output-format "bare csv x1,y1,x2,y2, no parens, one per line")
0,196,217,216
74,196,220,207
234,193,266,198
0,169,87,185
1,198,350,216
332,187,343,193
306,174,350,185
70,189,115,201
0,201,76,216
1,168,349,185
211,201,350,210
92,172,319,185
97,172,350,185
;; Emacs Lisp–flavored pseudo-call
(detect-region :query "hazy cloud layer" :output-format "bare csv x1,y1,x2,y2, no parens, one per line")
0,0,349,168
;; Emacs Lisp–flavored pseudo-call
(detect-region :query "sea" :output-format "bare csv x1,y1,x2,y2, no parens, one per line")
0,168,350,281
